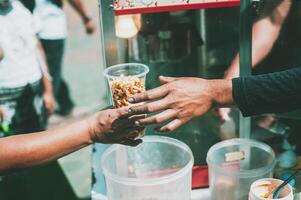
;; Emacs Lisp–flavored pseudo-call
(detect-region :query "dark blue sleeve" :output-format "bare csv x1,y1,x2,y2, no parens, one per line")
232,67,301,117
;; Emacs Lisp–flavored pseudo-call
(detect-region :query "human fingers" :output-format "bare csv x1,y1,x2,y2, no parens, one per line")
129,98,170,115
159,76,178,85
112,117,139,130
136,109,177,126
157,118,189,132
120,138,143,147
129,114,147,121
128,85,169,104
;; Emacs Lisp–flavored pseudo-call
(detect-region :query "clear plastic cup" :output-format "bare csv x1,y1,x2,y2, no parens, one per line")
249,178,294,200
104,63,149,108
206,138,276,200
101,136,194,200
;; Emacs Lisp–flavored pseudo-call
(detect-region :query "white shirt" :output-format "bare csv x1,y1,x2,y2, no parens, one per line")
34,0,67,40
0,1,42,88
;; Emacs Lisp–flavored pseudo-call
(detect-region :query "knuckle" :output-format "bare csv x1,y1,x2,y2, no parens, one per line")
154,117,162,123
164,125,173,132
146,105,154,112
145,92,151,100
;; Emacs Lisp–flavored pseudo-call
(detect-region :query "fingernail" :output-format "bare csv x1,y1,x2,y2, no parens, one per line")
135,121,141,126
128,97,134,103
128,108,133,113
154,127,161,132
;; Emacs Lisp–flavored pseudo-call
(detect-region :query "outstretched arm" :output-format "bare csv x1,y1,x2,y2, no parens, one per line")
129,68,301,132
0,107,144,175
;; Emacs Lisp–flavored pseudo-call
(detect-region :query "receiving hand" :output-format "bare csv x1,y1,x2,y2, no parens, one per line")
89,107,145,146
128,76,222,132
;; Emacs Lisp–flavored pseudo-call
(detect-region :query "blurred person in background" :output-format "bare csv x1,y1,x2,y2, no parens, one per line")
217,0,298,121
215,0,301,157
0,0,54,137
0,1,81,200
20,0,96,116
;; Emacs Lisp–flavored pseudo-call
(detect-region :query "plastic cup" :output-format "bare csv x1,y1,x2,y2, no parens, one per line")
249,178,294,200
104,63,149,108
206,138,276,200
101,136,194,200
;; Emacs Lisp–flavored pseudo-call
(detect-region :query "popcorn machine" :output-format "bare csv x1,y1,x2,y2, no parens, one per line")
92,0,255,199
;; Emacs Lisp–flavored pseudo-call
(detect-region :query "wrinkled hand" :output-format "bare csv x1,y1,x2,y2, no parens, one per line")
128,76,219,132
89,107,145,146
43,91,55,115
84,19,96,34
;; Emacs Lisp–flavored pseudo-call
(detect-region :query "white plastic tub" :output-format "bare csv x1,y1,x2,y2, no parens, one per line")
207,138,276,200
101,136,194,200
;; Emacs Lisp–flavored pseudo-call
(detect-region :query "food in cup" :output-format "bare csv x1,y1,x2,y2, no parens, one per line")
104,63,149,109
110,77,145,108
249,179,293,200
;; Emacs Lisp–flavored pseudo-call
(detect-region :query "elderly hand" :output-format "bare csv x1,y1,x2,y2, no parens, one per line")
89,107,145,146
128,76,233,132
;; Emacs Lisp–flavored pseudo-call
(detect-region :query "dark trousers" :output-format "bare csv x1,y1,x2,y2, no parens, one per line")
0,80,47,134
0,162,78,200
40,39,74,111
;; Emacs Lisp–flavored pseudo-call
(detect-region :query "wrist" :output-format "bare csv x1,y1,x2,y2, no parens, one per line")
87,112,106,142
224,65,239,79
210,79,234,107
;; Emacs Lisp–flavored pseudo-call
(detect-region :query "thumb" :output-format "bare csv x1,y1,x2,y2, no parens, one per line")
159,76,177,85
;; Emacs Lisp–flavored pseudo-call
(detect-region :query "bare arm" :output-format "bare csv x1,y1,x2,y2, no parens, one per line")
67,0,96,34
0,117,92,174
225,0,292,79
0,108,144,175
130,68,301,132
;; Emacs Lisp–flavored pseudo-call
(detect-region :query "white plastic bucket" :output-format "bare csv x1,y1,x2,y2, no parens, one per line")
101,136,194,200
207,138,276,200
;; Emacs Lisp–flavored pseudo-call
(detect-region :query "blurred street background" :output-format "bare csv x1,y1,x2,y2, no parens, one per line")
49,0,105,198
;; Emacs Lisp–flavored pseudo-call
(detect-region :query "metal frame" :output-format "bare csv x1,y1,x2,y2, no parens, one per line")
238,0,252,139
114,0,240,15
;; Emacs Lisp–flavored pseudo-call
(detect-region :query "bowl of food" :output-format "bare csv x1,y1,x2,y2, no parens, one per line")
249,178,293,200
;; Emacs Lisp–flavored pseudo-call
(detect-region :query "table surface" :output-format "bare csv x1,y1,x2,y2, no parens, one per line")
91,188,211,200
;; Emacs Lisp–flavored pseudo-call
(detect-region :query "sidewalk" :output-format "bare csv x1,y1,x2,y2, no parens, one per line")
48,1,107,198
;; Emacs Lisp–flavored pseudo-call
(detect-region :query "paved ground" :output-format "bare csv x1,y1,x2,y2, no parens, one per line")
49,1,107,198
